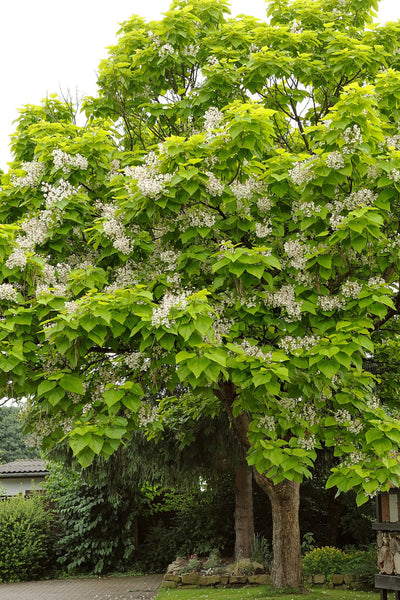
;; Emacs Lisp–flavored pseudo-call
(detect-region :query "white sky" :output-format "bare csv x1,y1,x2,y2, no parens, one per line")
1,0,399,170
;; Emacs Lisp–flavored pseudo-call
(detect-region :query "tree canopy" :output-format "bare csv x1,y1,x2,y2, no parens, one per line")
2,0,400,586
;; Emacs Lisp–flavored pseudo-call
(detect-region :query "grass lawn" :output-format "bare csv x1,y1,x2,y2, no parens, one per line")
155,585,380,600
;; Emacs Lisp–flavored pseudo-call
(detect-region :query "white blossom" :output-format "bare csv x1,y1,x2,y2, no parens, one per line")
158,43,175,57
151,290,191,328
255,221,272,238
257,196,273,213
341,280,362,299
317,295,345,311
284,239,308,270
342,124,363,153
12,161,45,188
52,149,88,173
205,172,224,196
203,107,223,132
326,151,345,170
267,284,302,321
0,283,18,302
258,415,275,432
279,335,320,353
289,160,314,186
239,339,272,362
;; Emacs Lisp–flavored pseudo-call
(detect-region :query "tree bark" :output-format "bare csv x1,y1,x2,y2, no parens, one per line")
254,473,303,588
234,458,254,560
216,381,304,589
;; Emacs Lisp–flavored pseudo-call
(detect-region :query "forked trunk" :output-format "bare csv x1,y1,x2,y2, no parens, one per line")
234,458,254,560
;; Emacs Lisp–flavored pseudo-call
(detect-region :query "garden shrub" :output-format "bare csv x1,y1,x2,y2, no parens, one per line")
302,546,349,577
303,546,377,590
0,494,54,582
45,462,139,575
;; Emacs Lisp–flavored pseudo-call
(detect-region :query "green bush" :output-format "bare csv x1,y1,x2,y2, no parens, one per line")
45,463,139,575
0,494,54,582
303,546,377,590
302,546,349,577
345,548,377,590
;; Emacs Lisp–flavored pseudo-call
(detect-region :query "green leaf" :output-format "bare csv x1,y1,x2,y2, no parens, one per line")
103,389,125,407
37,380,57,396
60,375,84,395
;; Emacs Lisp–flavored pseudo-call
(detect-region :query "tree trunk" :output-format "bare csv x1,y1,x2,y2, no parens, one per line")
234,458,254,560
216,381,304,589
254,473,303,588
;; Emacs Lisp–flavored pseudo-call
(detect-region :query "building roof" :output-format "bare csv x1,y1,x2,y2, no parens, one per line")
0,459,48,477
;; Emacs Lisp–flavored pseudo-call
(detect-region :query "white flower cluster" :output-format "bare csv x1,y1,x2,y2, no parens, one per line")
335,409,351,424
108,159,120,179
341,280,362,299
99,202,133,255
386,134,400,149
289,160,314,186
317,295,345,311
257,196,273,213
158,43,175,57
42,180,78,209
35,259,71,297
137,404,159,427
279,397,298,411
342,124,363,153
12,161,45,188
258,415,275,432
249,43,261,53
326,151,345,170
205,171,224,196
52,149,88,173
279,335,319,353
0,283,18,302
366,395,380,410
291,200,322,221
125,152,172,198
368,276,386,287
328,188,377,230
212,318,234,342
239,339,272,362
254,221,272,238
284,239,308,270
105,263,138,293
151,290,191,328
207,55,219,65
203,106,223,132
183,44,199,56
160,250,180,271
298,403,318,426
231,177,264,201
124,352,150,372
389,169,400,182
6,214,50,270
348,419,363,434
188,208,216,228
298,434,316,450
267,284,302,321
290,19,303,34
343,450,366,467
64,300,80,313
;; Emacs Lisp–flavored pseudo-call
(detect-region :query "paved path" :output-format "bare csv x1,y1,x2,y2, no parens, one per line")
0,573,163,600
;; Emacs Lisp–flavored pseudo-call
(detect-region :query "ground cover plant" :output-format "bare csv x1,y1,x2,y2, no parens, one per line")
2,0,400,589
155,586,376,600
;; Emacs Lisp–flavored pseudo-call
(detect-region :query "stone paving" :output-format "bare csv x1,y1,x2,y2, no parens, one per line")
0,573,163,600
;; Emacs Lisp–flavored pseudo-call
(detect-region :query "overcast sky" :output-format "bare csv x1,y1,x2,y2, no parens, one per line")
1,0,399,170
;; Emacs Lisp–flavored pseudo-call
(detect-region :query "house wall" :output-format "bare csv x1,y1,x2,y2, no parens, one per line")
0,476,46,496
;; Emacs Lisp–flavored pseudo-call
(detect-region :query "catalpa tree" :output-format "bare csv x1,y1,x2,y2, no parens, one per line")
1,0,400,587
